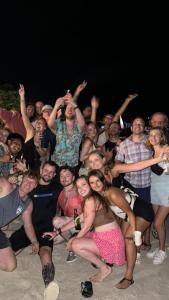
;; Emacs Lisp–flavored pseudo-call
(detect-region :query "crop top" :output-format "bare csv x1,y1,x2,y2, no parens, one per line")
93,206,116,227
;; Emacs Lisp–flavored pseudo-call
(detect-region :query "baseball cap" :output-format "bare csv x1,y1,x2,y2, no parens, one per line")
41,104,53,112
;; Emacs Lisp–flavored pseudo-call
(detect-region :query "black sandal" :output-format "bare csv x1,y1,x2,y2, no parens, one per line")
81,281,93,298
116,277,134,289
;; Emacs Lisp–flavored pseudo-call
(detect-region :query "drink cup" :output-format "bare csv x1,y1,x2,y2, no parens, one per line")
134,231,142,246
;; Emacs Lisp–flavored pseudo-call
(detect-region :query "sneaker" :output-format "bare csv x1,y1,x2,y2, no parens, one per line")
153,250,167,265
135,252,142,264
44,281,59,300
147,248,159,259
66,251,77,263
151,228,159,240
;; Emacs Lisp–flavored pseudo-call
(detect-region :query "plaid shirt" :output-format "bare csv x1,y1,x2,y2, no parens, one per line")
115,134,152,188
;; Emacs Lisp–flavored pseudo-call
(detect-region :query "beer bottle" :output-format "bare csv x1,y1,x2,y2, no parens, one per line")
59,104,66,122
74,208,81,231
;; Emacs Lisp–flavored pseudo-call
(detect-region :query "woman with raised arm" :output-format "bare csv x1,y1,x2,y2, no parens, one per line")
19,84,50,172
87,149,167,288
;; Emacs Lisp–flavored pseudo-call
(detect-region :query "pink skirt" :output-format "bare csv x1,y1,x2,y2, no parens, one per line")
86,227,125,265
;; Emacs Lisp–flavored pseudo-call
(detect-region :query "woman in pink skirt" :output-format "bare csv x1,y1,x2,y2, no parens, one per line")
44,175,128,283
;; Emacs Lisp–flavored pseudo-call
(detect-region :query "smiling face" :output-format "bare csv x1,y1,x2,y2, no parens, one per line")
131,118,145,135
19,175,37,195
65,104,75,120
8,139,23,155
148,128,166,147
85,123,97,138
35,118,46,132
76,177,90,197
59,169,74,187
88,152,105,170
40,164,56,183
88,175,104,193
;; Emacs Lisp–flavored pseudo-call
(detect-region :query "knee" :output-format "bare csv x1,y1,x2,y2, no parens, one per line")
71,239,81,252
4,260,17,272
52,216,60,228
153,221,161,231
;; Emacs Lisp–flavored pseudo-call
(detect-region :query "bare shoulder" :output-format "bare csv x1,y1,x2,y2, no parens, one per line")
0,177,12,196
84,196,95,208
85,195,95,203
107,186,124,197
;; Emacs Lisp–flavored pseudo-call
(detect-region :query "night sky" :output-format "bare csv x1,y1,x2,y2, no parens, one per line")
1,2,169,121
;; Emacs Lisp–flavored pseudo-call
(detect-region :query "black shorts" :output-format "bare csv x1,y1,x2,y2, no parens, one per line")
9,226,53,252
0,230,11,249
133,197,154,223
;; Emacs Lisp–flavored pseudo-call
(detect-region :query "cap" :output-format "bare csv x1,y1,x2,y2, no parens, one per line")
41,104,53,112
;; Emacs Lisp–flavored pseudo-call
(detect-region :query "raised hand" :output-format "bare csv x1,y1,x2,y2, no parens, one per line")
15,159,28,173
126,93,139,102
91,96,100,109
19,84,25,98
74,80,87,97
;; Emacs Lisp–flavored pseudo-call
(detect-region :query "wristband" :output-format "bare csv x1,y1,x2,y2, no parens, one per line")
74,105,79,110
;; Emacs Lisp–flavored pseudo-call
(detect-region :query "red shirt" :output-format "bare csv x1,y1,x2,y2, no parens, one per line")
58,187,82,217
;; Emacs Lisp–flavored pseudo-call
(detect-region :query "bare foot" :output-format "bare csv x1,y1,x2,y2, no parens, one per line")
90,266,112,282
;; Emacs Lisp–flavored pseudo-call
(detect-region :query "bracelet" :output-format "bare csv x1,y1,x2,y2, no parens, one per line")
74,105,79,110
124,235,134,241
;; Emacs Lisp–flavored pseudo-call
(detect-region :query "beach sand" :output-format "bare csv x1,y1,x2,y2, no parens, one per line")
1,218,169,300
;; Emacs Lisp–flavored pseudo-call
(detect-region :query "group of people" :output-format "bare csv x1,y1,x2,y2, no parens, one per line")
0,81,169,299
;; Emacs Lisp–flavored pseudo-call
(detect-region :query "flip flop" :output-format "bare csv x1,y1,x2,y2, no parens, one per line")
44,281,59,300
115,277,134,289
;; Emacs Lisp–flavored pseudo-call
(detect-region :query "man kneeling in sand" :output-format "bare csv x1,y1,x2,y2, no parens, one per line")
0,172,39,272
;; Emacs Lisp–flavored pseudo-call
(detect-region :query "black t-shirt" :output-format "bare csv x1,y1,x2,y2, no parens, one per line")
30,181,60,231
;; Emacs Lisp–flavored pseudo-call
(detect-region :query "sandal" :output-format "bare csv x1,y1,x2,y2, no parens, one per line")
141,242,151,251
81,281,93,298
115,277,134,289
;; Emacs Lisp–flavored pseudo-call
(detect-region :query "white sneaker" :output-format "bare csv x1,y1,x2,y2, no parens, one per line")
136,253,141,264
44,281,59,300
153,250,167,265
147,248,158,259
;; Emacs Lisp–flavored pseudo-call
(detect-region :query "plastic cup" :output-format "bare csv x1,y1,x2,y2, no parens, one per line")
134,231,142,246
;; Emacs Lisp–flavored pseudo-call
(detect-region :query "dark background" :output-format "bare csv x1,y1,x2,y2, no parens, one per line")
1,2,169,122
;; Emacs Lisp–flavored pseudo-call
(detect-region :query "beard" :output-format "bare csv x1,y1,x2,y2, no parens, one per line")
41,175,52,183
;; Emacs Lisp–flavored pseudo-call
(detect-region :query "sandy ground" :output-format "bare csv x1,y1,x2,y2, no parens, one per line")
1,218,169,300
